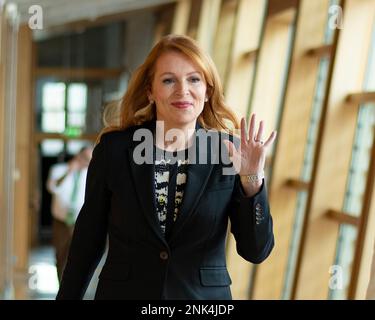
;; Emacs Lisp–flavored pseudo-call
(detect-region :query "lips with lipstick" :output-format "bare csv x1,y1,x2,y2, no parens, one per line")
171,101,193,109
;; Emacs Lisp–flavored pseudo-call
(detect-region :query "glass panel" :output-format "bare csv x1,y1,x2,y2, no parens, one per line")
364,20,375,91
67,112,86,128
330,19,375,300
331,224,358,300
330,103,375,299
41,112,65,133
68,83,87,112
40,139,64,157
42,82,66,111
282,56,331,300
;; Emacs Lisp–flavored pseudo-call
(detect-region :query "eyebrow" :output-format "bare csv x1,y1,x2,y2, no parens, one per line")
159,71,202,77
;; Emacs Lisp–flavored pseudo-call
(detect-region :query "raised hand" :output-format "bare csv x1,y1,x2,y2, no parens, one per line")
224,113,277,196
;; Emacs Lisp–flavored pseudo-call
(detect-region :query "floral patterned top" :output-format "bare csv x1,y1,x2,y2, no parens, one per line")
154,146,189,239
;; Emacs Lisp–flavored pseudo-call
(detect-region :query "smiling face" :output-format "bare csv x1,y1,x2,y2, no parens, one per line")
148,51,208,131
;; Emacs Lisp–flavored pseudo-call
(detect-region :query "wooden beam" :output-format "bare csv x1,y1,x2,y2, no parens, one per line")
0,7,18,299
196,0,222,53
185,0,203,40
349,122,375,298
252,0,331,300
306,44,332,57
250,6,296,150
35,67,125,80
34,133,98,143
271,6,296,25
225,0,267,118
326,209,360,226
225,0,267,300
29,41,39,250
242,49,258,60
212,0,238,85
171,0,191,35
366,238,375,298
293,0,375,299
346,92,375,104
153,3,175,45
285,178,310,191
267,0,299,16
13,25,33,299
153,18,166,45
0,7,7,299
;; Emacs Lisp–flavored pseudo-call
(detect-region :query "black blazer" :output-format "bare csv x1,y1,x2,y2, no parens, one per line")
56,121,274,300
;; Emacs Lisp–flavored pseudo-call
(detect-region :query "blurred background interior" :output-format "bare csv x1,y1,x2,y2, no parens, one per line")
0,0,375,300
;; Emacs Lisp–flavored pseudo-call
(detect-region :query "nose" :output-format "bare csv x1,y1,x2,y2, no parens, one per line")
175,80,190,97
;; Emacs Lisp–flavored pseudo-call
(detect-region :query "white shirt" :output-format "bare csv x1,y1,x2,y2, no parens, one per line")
46,163,88,223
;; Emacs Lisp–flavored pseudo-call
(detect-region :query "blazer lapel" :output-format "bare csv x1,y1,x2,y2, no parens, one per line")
127,123,168,246
168,131,216,245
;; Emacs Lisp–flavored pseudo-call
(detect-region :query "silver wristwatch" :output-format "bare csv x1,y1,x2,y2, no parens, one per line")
240,171,264,184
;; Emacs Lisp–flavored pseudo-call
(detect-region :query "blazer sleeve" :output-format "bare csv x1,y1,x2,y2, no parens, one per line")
56,135,110,299
228,175,274,264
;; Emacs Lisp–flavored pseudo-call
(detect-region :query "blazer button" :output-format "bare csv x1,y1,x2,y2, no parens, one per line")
160,251,169,260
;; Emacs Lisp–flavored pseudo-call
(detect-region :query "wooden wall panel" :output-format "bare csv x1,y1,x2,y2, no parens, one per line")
13,25,33,299
0,7,7,298
224,0,267,118
294,0,375,299
186,0,203,39
196,0,221,54
252,0,331,299
212,0,238,86
250,8,296,148
0,6,18,299
366,179,375,299
153,4,175,45
171,0,192,35
224,0,267,299
353,134,375,299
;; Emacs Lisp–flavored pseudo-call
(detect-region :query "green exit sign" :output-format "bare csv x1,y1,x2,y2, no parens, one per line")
64,127,82,137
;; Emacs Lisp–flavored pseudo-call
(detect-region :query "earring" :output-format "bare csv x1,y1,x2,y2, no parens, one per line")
205,97,208,102
149,100,154,105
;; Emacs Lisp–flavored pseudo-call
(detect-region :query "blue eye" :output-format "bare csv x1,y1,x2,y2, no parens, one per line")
190,77,201,83
162,78,174,84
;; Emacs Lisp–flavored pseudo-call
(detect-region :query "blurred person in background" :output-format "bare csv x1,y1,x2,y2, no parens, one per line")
47,146,93,282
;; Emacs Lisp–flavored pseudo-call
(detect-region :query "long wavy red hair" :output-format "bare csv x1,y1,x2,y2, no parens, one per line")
99,34,239,140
